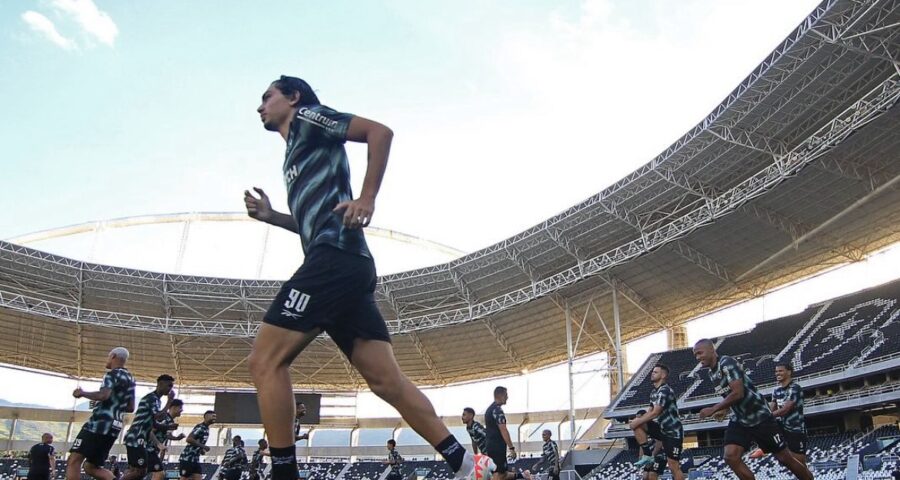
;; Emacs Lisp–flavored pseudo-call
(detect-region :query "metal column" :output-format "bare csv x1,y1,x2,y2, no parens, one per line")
565,304,576,439
612,283,624,392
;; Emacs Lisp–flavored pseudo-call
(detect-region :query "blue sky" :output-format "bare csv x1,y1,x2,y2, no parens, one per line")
13,0,897,420
2,0,822,253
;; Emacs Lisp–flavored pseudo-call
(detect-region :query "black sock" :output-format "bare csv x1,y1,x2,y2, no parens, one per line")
269,446,297,480
436,435,466,473
640,440,654,457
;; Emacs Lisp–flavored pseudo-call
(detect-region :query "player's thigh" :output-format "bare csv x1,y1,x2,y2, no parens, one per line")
348,338,403,386
250,323,321,370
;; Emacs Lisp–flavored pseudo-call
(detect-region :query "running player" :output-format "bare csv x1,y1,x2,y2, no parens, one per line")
27,433,55,480
530,430,560,480
384,439,404,480
122,375,177,480
485,387,523,480
294,402,309,442
148,399,185,480
67,347,136,480
629,364,684,480
246,76,487,480
221,436,249,480
771,363,807,466
249,439,270,480
462,408,487,455
694,339,812,480
179,410,216,480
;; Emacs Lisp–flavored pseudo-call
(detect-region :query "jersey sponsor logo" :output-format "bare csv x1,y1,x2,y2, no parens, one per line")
297,107,340,130
284,164,299,186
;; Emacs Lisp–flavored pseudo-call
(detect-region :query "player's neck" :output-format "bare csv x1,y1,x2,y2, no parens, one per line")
779,378,790,387
653,379,664,388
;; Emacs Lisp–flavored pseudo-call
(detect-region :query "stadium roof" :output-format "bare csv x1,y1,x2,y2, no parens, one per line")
1,0,898,390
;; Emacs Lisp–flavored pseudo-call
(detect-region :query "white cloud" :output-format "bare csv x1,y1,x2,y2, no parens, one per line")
21,10,76,50
51,0,118,47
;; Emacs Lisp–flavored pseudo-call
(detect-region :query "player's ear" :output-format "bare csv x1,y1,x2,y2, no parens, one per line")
289,91,302,107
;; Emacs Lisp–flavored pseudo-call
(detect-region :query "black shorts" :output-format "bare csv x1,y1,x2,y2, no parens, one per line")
70,429,117,468
485,447,508,474
179,461,202,477
126,445,148,469
646,421,683,460
724,419,786,454
781,427,808,455
26,472,49,480
222,469,242,480
263,245,390,358
147,450,164,472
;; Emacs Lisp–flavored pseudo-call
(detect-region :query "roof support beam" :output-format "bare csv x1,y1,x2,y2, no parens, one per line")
737,171,900,282
708,125,789,158
410,332,446,386
599,274,667,329
670,240,736,285
481,317,528,373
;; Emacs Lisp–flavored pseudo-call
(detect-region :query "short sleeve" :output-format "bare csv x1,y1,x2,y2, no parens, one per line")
788,384,802,402
191,424,204,438
101,372,115,390
721,357,742,383
295,105,353,144
494,407,507,425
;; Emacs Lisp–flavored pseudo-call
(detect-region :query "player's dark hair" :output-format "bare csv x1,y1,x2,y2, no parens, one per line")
655,364,670,376
387,439,396,446
258,439,267,446
157,374,175,383
694,338,715,349
775,362,794,372
170,399,184,407
463,407,475,415
274,76,320,106
234,435,242,442
204,410,215,416
494,386,507,397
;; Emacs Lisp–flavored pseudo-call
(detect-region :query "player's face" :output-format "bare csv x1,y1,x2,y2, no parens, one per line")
206,412,217,424
387,442,394,451
693,344,714,367
171,405,183,417
160,380,174,395
296,403,306,417
258,85,296,132
650,367,662,382
775,366,790,382
499,392,508,405
542,432,550,442
461,411,472,423
105,353,114,369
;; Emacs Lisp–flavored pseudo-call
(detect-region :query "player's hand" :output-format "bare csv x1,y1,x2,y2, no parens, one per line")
167,389,176,401
713,410,728,422
507,446,517,460
628,419,642,430
176,434,186,440
298,433,309,441
699,407,718,419
244,187,274,222
73,387,83,398
333,197,374,229
203,446,211,453
160,447,167,456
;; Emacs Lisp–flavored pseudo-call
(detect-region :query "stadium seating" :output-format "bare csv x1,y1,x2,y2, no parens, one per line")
580,428,900,480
